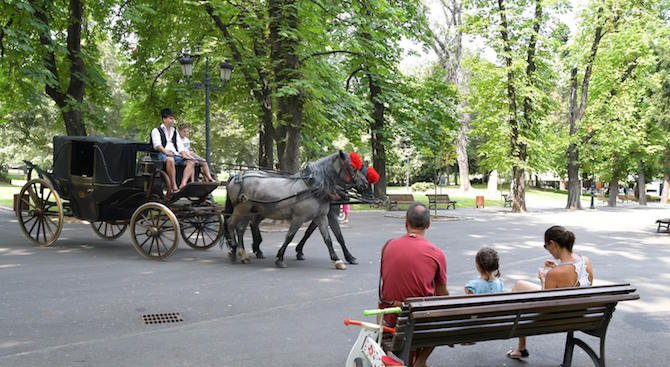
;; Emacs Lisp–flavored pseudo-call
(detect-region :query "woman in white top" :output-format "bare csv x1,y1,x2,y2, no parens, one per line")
507,225,594,359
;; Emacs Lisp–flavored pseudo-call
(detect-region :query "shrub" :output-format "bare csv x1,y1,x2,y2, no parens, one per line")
410,182,436,192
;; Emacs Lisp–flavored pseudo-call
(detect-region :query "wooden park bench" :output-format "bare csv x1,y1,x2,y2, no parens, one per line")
656,218,670,233
502,193,512,207
617,194,637,204
385,284,639,367
386,193,416,210
426,194,457,210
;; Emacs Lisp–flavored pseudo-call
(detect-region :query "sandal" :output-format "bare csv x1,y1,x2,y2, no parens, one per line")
506,349,530,359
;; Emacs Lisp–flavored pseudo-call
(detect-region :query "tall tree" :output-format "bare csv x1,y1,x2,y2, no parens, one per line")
564,5,612,209
428,0,472,192
1,0,114,135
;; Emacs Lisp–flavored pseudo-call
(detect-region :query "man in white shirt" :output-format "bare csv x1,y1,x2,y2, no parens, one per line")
150,108,195,192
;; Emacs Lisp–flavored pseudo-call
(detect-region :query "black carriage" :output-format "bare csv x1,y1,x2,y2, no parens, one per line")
15,136,223,259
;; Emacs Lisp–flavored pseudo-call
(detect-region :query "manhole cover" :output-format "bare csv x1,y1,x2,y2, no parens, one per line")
142,312,184,325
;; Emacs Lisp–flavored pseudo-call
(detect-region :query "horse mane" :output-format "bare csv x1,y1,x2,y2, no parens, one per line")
303,152,347,200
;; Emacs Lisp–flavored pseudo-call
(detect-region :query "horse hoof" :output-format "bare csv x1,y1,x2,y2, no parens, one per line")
334,260,347,270
228,251,237,263
275,259,287,268
296,253,305,261
255,251,265,259
241,257,251,264
346,257,358,265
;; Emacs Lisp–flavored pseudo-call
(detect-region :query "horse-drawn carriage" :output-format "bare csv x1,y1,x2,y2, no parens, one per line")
15,135,379,269
15,136,223,259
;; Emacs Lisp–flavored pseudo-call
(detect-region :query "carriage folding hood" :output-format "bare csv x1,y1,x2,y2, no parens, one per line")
52,136,151,185
52,136,152,220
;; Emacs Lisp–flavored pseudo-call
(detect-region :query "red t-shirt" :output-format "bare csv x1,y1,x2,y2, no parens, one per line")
380,233,447,325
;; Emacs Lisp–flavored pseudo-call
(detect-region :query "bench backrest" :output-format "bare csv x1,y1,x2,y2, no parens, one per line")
426,194,451,200
389,284,638,352
388,194,415,202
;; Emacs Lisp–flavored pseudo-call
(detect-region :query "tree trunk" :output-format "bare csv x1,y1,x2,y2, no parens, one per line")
258,95,275,169
566,146,582,209
33,0,87,136
269,0,302,173
497,0,526,212
369,73,387,198
456,115,471,191
275,125,286,171
566,68,582,209
607,178,619,207
638,160,647,205
487,170,498,194
512,167,526,211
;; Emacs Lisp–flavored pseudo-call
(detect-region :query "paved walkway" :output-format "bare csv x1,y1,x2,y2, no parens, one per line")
0,204,669,366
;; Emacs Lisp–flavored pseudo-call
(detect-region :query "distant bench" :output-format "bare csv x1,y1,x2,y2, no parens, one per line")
386,194,415,210
617,194,636,203
502,193,512,207
656,218,670,233
426,194,457,210
385,284,639,367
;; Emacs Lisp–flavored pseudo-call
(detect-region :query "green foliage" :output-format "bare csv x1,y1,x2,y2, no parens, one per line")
410,182,436,192
0,0,118,132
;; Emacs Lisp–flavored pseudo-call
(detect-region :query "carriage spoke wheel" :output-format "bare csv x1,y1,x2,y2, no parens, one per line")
130,202,179,260
17,178,63,247
91,221,128,240
180,214,223,250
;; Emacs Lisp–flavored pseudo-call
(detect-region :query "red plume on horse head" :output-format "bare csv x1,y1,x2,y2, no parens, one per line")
349,152,363,171
367,167,380,184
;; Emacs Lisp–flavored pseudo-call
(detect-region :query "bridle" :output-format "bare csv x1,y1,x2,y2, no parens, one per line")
338,154,354,185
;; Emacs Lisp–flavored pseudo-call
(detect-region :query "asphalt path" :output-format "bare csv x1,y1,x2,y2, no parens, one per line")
1,205,669,366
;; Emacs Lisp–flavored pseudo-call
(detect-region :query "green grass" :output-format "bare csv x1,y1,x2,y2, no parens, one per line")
0,183,20,208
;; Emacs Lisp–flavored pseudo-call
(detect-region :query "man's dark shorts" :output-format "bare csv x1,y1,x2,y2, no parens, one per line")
157,153,186,165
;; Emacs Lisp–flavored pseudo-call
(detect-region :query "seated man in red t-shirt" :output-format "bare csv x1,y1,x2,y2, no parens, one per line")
379,202,448,367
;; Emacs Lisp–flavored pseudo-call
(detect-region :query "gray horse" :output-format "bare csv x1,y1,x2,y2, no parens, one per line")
236,164,374,266
224,151,369,269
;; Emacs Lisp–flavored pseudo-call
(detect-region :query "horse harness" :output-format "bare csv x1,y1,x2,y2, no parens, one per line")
230,156,354,206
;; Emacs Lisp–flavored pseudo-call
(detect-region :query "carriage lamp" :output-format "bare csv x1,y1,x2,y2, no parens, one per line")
219,61,233,83
179,54,194,78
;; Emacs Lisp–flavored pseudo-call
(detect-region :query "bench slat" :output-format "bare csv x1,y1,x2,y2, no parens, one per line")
411,293,637,320
406,284,635,309
410,307,607,331
407,318,604,348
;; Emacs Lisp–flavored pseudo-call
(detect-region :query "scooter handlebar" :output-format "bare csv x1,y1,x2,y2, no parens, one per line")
363,307,402,316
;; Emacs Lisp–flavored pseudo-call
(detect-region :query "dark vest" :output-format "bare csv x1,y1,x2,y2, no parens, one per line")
152,126,177,149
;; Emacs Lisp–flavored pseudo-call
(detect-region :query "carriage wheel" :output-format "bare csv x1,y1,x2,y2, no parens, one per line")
17,178,63,247
130,202,179,260
180,214,224,250
91,221,128,240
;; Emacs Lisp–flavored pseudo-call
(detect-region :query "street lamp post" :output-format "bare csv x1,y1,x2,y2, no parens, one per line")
178,54,233,167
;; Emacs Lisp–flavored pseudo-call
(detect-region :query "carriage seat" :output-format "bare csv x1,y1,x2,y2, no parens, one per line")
140,154,201,185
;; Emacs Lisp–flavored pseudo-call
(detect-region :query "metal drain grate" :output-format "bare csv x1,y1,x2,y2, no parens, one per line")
142,312,184,325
